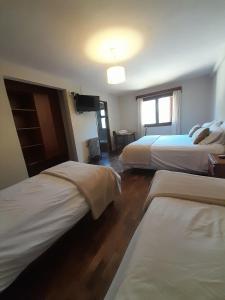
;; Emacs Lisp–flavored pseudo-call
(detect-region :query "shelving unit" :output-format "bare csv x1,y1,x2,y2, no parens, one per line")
7,90,45,176
5,79,69,176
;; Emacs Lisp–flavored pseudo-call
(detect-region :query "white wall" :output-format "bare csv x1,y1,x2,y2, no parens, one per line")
0,77,28,188
213,57,225,120
118,75,214,136
0,59,120,188
67,90,120,161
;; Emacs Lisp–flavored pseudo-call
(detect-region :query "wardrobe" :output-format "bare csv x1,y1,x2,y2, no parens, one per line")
5,79,69,176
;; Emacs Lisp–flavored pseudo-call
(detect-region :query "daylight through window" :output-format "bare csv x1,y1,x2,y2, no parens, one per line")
141,95,172,126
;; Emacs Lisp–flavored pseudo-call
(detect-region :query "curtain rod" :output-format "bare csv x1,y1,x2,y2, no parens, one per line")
136,86,182,100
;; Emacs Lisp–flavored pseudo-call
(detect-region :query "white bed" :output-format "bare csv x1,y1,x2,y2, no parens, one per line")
105,171,225,300
0,161,121,292
0,174,88,292
120,134,225,173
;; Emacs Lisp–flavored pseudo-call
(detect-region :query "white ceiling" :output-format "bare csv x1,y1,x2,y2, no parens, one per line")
1,0,225,95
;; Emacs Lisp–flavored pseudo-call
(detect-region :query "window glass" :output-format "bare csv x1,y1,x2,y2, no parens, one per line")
100,109,105,117
158,97,171,123
142,100,156,125
101,118,106,128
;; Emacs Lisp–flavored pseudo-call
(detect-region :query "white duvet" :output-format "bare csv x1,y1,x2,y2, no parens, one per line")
0,174,89,292
120,134,225,173
105,171,225,300
106,197,225,300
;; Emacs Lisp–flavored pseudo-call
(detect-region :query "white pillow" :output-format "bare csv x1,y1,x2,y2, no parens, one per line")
202,120,222,128
188,124,201,137
200,127,224,145
202,121,215,128
209,122,223,131
209,124,219,132
216,131,225,145
220,121,225,130
217,122,225,144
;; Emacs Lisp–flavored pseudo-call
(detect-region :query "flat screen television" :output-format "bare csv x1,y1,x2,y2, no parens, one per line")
75,94,100,112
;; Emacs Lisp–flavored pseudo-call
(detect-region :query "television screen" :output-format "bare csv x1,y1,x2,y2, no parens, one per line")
75,94,100,112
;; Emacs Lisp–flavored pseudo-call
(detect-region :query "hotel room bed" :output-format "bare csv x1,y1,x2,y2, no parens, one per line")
0,161,121,292
120,134,225,173
105,171,225,300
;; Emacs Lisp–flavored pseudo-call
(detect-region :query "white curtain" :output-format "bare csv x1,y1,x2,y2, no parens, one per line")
137,98,145,137
171,90,182,134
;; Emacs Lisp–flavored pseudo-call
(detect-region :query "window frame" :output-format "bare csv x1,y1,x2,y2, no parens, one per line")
99,102,107,129
143,92,173,127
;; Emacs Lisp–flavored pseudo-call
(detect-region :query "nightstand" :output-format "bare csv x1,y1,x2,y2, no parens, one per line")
113,131,136,152
208,154,225,178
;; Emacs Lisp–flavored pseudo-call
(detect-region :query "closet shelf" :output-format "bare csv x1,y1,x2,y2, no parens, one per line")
12,108,36,112
22,144,43,150
27,160,44,167
17,127,40,131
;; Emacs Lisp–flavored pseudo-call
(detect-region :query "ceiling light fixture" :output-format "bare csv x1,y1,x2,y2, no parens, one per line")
107,66,126,84
107,48,126,84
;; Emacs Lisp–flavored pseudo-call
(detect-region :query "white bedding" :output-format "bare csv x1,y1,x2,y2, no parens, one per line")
120,134,225,173
105,196,225,300
0,174,89,292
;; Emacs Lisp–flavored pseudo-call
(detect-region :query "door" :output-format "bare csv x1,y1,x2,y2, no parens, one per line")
33,93,60,159
97,101,112,153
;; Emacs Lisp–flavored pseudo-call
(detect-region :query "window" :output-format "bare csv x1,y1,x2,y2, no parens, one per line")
99,102,106,129
100,109,105,117
101,117,106,129
142,95,172,127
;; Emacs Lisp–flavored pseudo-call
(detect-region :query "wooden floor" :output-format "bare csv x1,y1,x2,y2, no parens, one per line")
1,155,154,300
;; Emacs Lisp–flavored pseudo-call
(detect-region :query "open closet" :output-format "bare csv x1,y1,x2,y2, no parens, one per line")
5,79,69,176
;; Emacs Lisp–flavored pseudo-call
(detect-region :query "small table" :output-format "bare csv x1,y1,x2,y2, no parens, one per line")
113,131,135,152
208,153,225,178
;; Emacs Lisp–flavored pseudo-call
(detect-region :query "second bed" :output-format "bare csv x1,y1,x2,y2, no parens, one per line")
105,170,225,300
0,161,121,292
120,134,225,173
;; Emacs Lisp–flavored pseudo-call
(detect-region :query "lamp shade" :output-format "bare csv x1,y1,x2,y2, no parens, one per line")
107,66,126,84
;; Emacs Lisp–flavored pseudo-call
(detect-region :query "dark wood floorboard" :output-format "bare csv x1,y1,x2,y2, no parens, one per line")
1,155,154,300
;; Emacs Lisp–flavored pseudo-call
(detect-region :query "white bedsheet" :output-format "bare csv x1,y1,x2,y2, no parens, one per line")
120,134,225,173
0,174,89,292
105,197,225,300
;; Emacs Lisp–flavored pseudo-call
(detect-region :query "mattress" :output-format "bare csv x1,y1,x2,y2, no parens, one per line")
105,196,225,300
0,174,89,292
120,134,225,173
